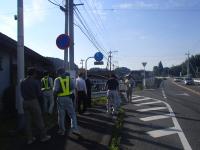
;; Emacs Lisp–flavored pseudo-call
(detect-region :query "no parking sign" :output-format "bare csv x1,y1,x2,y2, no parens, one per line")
56,34,70,50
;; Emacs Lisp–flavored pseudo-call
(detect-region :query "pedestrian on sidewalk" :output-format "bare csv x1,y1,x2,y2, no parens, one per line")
85,77,92,108
20,67,51,144
106,74,120,115
41,71,54,114
53,68,80,136
125,75,135,103
76,72,88,114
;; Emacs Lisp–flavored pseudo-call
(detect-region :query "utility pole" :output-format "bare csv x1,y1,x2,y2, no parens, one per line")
185,51,190,77
64,0,69,70
108,50,118,76
80,59,84,69
16,0,24,114
142,62,147,89
69,0,74,70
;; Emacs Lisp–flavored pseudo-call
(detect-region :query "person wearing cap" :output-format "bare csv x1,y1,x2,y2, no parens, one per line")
125,75,135,103
20,67,51,144
53,68,80,136
41,71,54,114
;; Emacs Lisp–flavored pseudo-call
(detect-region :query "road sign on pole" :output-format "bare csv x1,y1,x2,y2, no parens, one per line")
94,52,103,62
56,34,70,50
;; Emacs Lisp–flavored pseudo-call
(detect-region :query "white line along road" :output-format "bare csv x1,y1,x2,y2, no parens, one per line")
132,95,192,150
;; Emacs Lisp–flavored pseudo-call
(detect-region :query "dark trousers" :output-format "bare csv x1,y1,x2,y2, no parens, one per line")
77,91,87,114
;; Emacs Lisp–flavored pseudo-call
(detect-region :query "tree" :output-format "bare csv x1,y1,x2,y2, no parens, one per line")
153,66,159,76
158,61,164,76
114,67,131,77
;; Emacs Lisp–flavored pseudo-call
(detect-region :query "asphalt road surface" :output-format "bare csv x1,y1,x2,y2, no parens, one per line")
120,79,200,150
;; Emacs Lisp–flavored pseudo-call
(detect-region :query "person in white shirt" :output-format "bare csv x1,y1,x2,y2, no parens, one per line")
76,72,88,114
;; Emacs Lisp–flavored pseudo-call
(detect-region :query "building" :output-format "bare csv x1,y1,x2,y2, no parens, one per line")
0,32,54,113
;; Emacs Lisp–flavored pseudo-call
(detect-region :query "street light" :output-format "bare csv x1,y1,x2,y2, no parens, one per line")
142,62,147,88
85,56,94,79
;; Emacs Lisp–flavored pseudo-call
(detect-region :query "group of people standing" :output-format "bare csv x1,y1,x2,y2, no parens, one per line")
20,67,91,144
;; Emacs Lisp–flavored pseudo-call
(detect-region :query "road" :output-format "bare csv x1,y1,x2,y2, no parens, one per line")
120,78,200,150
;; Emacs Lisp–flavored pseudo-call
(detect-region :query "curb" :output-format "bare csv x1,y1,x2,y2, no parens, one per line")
172,81,200,96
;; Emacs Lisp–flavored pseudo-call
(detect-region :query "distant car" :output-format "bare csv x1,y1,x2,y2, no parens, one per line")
174,77,182,82
184,77,194,85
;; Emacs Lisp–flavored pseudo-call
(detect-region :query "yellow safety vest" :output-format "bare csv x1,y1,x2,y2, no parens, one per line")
57,76,71,96
41,76,51,91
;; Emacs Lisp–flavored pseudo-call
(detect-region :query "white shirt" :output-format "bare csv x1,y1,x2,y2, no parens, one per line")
76,77,87,94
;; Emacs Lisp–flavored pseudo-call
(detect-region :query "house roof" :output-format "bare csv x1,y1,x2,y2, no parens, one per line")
0,32,53,69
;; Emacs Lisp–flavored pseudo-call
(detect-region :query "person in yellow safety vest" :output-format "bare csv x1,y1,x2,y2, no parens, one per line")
53,68,80,136
41,71,54,114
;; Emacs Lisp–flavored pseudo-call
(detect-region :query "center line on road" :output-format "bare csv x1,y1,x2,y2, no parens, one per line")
137,107,167,112
135,101,162,106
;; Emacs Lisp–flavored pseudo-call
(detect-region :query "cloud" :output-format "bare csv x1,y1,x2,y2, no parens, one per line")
0,0,48,39
114,0,200,10
87,0,107,18
0,14,17,39
114,1,159,10
24,0,47,27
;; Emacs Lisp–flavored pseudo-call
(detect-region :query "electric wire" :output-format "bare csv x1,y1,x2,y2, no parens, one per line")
74,6,108,56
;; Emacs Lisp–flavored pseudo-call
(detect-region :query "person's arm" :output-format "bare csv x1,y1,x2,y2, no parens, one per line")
83,80,87,95
53,78,60,97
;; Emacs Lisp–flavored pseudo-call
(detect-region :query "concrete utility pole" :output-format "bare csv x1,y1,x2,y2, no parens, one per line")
142,62,147,89
185,51,190,77
108,50,118,76
16,0,24,114
64,0,69,70
80,59,84,69
69,0,74,70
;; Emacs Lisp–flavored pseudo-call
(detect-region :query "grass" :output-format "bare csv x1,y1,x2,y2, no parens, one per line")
109,108,125,150
91,94,125,150
91,96,107,106
109,93,126,150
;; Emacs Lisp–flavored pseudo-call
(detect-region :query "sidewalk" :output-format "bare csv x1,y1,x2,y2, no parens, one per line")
8,105,114,150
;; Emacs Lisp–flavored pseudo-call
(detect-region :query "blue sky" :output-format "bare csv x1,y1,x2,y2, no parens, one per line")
0,0,200,70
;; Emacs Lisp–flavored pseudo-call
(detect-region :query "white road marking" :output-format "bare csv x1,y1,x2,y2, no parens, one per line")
162,88,167,99
134,94,192,150
175,93,190,96
147,127,181,138
132,97,152,102
162,101,192,150
140,114,172,121
132,95,143,99
135,101,162,106
137,107,167,112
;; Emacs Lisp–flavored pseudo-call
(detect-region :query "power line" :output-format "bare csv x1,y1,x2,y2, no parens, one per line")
47,0,60,7
74,7,108,56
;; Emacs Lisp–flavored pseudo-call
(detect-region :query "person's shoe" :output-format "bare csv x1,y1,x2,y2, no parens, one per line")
27,137,36,144
72,129,81,136
57,130,65,136
40,135,51,142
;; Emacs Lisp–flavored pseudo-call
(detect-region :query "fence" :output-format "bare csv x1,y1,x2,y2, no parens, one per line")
91,91,107,99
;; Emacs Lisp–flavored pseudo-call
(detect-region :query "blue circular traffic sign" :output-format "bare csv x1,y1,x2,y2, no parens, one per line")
94,52,103,61
56,34,70,50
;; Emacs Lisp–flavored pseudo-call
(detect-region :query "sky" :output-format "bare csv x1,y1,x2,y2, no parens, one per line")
0,0,200,71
